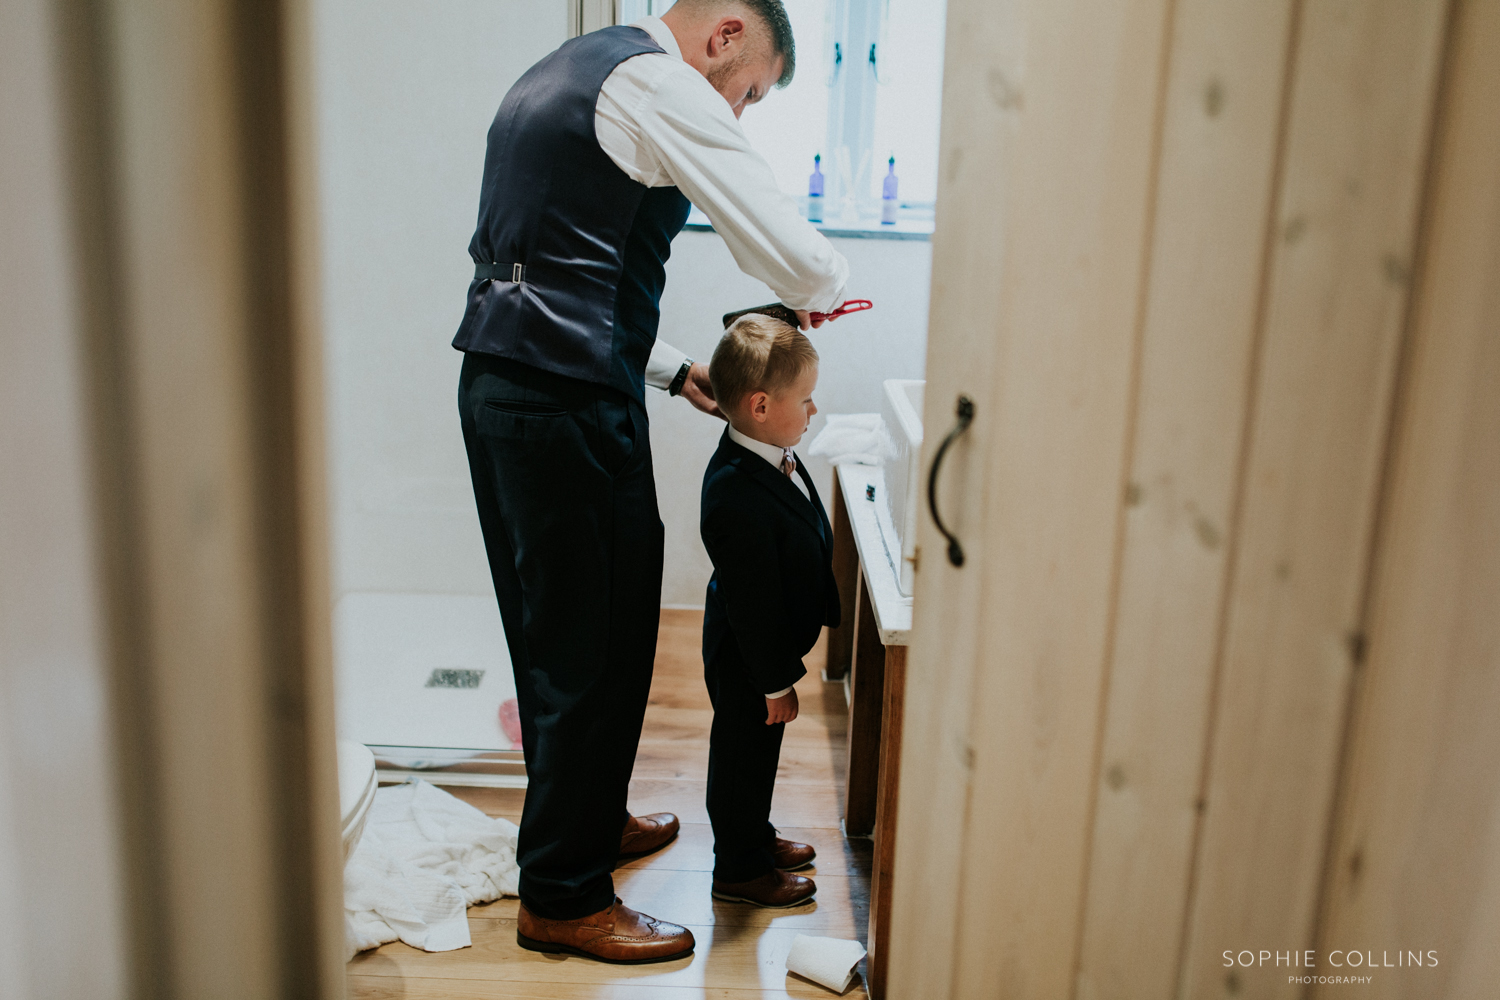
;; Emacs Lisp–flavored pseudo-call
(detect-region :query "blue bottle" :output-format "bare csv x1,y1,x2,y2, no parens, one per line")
881,156,899,225
808,154,825,223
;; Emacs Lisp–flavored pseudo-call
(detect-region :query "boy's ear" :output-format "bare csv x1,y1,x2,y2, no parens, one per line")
748,390,770,422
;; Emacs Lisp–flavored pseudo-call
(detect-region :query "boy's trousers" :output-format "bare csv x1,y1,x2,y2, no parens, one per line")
704,640,786,883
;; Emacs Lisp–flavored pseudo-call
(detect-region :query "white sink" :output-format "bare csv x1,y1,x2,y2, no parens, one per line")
880,379,925,596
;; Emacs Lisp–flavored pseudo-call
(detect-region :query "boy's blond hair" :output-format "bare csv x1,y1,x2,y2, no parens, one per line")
709,313,819,414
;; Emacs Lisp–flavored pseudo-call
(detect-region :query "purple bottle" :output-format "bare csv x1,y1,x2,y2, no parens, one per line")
881,156,899,225
808,154,825,223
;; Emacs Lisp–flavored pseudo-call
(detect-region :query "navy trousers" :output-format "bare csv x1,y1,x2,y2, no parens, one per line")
459,352,663,919
704,639,785,883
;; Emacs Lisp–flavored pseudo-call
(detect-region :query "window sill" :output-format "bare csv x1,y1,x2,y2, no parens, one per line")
683,206,934,242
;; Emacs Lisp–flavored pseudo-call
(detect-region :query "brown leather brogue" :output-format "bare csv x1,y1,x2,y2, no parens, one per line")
770,837,816,871
619,811,679,858
711,869,817,908
516,897,694,964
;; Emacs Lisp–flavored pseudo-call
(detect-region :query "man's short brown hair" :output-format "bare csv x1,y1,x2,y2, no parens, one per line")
709,313,819,413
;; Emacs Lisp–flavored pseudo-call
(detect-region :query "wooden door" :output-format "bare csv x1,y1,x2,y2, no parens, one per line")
892,1,1180,994
1310,2,1500,995
887,0,1500,998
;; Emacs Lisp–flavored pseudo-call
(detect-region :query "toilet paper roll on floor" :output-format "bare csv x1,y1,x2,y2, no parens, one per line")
786,934,867,993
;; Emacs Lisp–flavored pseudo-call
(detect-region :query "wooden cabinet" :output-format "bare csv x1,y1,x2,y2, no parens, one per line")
826,465,911,999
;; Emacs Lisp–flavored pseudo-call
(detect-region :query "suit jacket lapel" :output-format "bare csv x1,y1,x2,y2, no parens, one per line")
722,434,824,534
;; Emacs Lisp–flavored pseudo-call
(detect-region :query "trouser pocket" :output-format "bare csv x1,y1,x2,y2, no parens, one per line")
586,396,639,479
484,398,568,417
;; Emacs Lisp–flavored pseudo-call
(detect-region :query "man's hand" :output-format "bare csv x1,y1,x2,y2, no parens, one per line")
793,309,828,332
680,361,724,419
765,688,799,725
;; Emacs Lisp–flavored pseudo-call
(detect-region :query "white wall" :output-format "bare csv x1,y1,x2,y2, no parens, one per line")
314,0,568,747
315,0,568,601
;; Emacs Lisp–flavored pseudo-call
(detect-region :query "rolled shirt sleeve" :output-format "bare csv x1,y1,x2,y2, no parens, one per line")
644,338,690,391
634,71,849,313
594,20,850,315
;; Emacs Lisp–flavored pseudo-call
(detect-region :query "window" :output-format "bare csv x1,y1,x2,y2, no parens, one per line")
738,0,946,232
617,0,676,22
868,0,945,209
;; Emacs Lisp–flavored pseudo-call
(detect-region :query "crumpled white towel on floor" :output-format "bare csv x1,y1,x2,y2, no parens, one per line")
344,779,520,959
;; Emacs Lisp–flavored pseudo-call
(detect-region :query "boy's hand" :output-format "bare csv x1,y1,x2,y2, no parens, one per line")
765,688,799,725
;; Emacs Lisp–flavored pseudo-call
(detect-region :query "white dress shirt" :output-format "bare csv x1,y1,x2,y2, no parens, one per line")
726,423,811,700
597,17,851,390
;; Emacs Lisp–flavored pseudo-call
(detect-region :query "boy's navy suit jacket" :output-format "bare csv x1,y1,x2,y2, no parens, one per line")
700,430,843,695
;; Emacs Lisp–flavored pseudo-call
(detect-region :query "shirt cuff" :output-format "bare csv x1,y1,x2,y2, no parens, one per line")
765,684,795,700
645,339,690,391
818,284,850,316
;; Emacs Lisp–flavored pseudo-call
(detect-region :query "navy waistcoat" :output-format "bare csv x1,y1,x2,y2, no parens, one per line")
452,26,692,402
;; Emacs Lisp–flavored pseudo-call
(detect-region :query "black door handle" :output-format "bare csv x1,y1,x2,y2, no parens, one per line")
928,394,974,567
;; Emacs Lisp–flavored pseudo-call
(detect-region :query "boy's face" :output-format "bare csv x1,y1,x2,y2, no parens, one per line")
741,364,819,449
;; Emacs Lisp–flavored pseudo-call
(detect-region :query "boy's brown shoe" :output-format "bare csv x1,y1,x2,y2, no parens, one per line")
517,897,694,964
711,869,817,908
619,812,680,858
770,837,816,871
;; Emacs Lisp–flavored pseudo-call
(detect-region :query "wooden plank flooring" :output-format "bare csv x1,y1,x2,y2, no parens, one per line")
349,609,871,998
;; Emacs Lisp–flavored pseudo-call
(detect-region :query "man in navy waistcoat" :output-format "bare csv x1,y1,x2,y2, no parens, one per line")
454,0,848,963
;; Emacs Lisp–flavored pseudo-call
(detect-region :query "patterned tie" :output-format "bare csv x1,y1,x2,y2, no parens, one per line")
780,448,797,479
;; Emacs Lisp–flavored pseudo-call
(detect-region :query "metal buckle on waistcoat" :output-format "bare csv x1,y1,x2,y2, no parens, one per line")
474,261,526,282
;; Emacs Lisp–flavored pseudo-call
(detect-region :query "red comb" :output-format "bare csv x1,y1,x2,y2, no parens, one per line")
721,299,875,330
810,299,874,322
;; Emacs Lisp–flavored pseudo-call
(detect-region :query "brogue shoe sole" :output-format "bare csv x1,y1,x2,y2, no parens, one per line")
616,828,679,861
516,931,694,964
709,888,817,908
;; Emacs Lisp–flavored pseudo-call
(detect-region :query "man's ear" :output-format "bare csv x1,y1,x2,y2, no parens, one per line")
709,16,748,58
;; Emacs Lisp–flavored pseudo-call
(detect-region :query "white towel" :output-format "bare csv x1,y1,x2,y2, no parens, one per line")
786,933,868,993
344,779,520,959
807,413,891,467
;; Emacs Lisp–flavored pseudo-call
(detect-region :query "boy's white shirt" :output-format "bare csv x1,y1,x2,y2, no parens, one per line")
726,423,809,699
597,17,851,390
726,424,810,500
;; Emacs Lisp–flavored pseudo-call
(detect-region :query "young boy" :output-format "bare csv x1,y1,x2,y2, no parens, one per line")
699,314,842,907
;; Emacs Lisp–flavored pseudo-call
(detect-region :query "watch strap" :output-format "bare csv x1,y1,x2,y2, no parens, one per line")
667,360,693,397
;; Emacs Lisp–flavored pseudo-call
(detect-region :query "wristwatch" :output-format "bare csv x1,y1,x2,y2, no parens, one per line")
667,359,694,397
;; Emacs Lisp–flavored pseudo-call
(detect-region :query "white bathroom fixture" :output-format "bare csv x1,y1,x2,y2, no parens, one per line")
337,739,377,863
880,379,925,596
334,592,517,751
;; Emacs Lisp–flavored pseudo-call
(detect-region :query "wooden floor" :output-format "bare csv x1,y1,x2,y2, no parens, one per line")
348,609,871,999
